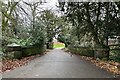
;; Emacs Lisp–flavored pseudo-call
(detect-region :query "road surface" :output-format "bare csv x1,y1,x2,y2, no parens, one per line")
2,49,114,78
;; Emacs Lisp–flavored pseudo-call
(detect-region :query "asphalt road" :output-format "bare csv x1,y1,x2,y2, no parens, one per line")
2,49,114,78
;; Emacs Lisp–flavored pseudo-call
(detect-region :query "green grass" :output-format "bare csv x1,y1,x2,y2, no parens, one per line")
53,42,65,48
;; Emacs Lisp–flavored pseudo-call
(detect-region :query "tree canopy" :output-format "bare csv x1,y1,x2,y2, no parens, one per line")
58,2,120,47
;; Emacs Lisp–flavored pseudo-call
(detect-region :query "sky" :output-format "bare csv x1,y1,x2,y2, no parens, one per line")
42,0,61,16
43,0,59,10
40,0,62,16
4,0,59,11
21,0,59,10
21,0,60,16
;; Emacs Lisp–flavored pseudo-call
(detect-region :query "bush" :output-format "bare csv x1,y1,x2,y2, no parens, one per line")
22,45,46,57
68,46,94,57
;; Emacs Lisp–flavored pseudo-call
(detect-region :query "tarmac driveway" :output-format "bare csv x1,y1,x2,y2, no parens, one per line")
2,49,114,78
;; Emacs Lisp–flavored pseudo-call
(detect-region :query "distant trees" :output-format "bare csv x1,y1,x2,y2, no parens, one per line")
57,16,71,47
40,10,58,43
40,10,68,48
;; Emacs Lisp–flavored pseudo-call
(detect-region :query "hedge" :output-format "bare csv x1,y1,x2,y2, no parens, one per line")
5,45,46,59
22,45,46,57
68,45,111,59
68,46,94,57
